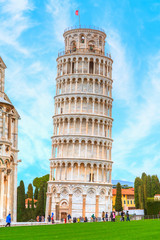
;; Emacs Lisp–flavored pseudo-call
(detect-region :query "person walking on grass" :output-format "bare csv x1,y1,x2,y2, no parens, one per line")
102,211,105,221
110,211,113,222
105,212,108,221
121,210,125,221
112,212,115,222
5,213,11,227
126,211,130,221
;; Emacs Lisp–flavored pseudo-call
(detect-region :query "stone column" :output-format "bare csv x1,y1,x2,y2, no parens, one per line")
75,79,78,92
109,169,112,183
69,194,72,215
8,114,11,139
65,165,67,180
88,59,90,73
82,60,84,74
71,163,73,180
78,164,80,180
82,194,86,218
97,143,99,159
91,166,93,182
0,170,4,219
85,165,87,182
96,166,99,182
93,60,96,74
69,99,71,113
80,98,83,112
92,120,94,135
13,163,18,222
102,166,104,182
103,63,105,76
95,195,99,218
2,112,5,138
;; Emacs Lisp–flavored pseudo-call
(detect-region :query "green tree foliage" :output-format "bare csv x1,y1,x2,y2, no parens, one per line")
33,174,49,189
17,180,25,221
134,173,160,213
31,198,34,210
115,182,122,212
134,177,142,209
151,175,160,197
147,175,152,198
27,183,33,198
36,185,45,216
34,187,39,200
28,199,30,209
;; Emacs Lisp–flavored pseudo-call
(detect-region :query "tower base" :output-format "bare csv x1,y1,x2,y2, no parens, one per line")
45,181,112,220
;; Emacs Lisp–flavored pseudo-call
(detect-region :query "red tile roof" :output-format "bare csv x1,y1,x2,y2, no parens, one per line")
112,188,134,196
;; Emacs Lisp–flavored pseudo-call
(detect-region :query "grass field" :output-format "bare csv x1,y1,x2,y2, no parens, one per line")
1,220,160,240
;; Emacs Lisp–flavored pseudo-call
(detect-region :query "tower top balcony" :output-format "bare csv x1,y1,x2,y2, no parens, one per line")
62,26,107,57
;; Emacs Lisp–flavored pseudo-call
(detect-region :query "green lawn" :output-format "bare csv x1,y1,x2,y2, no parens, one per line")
1,220,160,240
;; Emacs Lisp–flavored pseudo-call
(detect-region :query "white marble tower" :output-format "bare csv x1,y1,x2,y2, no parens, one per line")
46,26,113,220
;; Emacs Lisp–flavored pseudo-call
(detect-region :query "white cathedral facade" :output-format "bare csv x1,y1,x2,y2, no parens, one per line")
0,57,20,222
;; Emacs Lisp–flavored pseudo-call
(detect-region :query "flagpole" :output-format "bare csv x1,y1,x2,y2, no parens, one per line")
79,8,80,27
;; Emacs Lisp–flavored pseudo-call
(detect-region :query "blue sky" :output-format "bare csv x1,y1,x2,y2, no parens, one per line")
0,0,160,187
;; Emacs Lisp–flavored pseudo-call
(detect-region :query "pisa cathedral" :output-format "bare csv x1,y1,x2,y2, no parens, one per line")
45,26,113,220
0,57,20,222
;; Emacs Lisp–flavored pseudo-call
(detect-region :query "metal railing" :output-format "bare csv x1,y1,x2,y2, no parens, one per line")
58,48,111,58
64,25,105,33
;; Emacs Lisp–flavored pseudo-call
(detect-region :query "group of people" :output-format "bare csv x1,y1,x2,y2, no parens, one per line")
120,210,130,221
102,210,130,222
36,215,45,222
4,210,130,227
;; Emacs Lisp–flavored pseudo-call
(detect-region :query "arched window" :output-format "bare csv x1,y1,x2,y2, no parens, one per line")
80,35,85,43
71,41,76,51
99,36,102,46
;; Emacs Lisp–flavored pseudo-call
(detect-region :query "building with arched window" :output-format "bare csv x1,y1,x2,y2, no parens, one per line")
45,26,113,221
0,57,20,222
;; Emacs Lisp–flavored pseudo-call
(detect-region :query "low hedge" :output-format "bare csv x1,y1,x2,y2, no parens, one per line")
147,200,160,215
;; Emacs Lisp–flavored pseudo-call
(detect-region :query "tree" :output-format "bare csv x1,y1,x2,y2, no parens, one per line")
34,187,39,200
147,175,152,198
33,174,49,189
27,183,33,199
17,180,25,221
36,185,45,216
134,177,142,209
31,198,34,210
28,199,30,209
141,172,147,210
115,182,122,212
151,175,160,197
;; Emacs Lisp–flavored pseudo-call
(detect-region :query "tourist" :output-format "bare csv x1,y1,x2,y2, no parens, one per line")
5,213,11,227
42,216,45,222
112,212,115,222
105,212,108,221
67,214,71,223
126,211,130,221
51,213,54,224
47,215,51,222
39,215,41,222
91,213,95,221
121,211,125,221
102,211,105,221
36,216,39,222
110,212,113,222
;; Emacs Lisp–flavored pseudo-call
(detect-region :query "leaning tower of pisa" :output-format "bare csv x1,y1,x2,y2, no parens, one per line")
46,26,113,221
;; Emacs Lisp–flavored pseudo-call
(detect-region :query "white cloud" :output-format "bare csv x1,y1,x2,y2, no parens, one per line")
0,0,34,54
46,0,77,42
113,51,160,178
107,29,135,104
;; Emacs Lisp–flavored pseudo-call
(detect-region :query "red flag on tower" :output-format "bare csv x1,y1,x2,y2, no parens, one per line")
75,10,79,16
